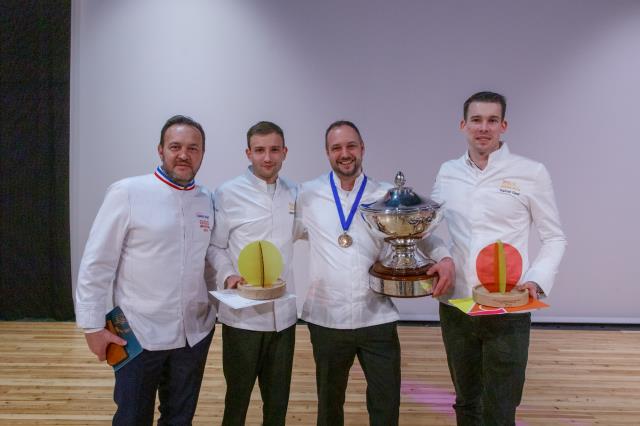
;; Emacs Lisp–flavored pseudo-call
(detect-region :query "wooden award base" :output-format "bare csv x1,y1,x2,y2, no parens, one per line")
237,280,286,300
472,285,529,308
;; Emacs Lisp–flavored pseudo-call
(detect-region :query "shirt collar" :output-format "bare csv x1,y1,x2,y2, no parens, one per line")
245,166,279,192
154,166,196,191
465,142,510,169
329,169,366,194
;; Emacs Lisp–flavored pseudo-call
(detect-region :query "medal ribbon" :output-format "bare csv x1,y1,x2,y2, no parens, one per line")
329,172,368,234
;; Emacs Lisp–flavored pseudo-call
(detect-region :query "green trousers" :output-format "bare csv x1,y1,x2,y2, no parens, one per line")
221,324,296,426
307,321,401,426
439,302,531,426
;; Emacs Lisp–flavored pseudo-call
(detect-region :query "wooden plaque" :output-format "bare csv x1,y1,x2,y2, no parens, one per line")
237,280,286,300
472,285,529,308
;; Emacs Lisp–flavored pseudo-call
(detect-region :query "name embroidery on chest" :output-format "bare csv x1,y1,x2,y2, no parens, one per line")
196,213,211,232
499,180,521,196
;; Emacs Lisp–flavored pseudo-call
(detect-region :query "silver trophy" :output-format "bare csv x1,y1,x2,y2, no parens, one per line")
359,171,443,297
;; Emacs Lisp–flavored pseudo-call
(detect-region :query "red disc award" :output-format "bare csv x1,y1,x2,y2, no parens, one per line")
472,240,529,307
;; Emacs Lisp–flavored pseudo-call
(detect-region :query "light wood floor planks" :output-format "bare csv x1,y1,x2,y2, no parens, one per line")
0,322,639,425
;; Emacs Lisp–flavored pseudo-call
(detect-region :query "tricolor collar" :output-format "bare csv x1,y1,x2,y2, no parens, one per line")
154,166,195,191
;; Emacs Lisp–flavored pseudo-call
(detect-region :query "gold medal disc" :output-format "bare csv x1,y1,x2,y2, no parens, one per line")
338,233,353,248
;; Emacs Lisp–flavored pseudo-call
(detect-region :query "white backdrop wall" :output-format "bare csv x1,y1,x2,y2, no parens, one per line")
70,0,640,323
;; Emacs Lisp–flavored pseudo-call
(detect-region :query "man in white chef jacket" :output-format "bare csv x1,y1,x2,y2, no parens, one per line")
432,91,567,425
75,115,216,425
295,120,455,426
210,121,298,426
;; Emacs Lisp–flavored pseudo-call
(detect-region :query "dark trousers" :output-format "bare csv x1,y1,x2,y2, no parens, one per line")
307,321,401,426
112,328,214,426
439,302,531,426
221,324,296,426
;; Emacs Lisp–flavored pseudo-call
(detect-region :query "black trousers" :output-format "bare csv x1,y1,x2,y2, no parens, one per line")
221,324,296,426
440,302,531,426
307,321,401,426
112,328,214,426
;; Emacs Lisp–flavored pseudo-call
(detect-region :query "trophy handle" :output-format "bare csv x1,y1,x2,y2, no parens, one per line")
407,211,442,232
424,209,443,230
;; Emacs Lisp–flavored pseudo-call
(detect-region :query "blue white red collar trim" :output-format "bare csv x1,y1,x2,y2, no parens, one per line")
154,166,195,191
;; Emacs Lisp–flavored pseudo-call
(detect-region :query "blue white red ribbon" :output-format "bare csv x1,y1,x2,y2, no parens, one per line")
154,166,195,191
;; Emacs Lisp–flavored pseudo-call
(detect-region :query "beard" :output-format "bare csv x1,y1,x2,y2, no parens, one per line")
332,157,361,179
164,163,196,185
169,170,194,184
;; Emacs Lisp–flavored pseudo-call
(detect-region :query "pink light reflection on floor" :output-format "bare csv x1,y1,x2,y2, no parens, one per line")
401,379,592,426
402,380,590,426
400,379,456,417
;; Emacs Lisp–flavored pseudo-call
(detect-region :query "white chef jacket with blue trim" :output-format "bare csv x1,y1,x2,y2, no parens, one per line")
431,143,567,302
211,168,298,332
75,171,217,350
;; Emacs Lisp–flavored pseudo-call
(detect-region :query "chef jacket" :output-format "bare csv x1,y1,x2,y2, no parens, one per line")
211,168,298,332
431,143,567,301
75,170,216,350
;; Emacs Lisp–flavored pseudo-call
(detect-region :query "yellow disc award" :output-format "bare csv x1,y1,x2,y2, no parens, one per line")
237,240,286,300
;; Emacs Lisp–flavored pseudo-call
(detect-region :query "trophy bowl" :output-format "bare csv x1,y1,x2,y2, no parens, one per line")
360,171,443,297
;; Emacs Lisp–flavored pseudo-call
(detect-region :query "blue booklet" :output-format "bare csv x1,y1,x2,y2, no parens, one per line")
105,306,143,371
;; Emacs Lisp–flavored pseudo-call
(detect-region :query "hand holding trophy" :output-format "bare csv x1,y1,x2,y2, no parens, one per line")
360,171,444,297
236,240,286,300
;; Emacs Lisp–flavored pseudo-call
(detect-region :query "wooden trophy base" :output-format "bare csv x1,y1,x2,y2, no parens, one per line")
472,285,529,308
237,280,286,300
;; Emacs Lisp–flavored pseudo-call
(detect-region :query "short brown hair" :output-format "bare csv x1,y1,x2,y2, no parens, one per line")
463,91,506,120
246,121,285,148
324,120,362,148
159,115,206,149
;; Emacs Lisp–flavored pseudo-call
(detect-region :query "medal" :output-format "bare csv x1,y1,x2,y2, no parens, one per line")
330,172,368,248
338,232,353,248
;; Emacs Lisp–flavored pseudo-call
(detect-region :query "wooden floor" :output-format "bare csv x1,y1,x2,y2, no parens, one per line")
0,322,639,425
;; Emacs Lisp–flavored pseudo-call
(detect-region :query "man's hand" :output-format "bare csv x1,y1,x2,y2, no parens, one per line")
225,275,246,289
515,281,541,300
84,329,127,362
427,257,455,297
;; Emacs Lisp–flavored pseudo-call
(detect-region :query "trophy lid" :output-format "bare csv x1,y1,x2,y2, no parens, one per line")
360,171,441,214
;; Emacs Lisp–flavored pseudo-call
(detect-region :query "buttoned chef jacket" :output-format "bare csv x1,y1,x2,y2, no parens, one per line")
210,168,298,332
431,143,567,302
75,171,217,350
296,172,450,329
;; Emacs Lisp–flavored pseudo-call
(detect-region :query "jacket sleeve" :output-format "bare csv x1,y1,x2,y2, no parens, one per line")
293,183,308,241
421,167,452,262
75,182,130,328
203,193,218,291
521,165,567,295
207,189,237,288
417,233,451,263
